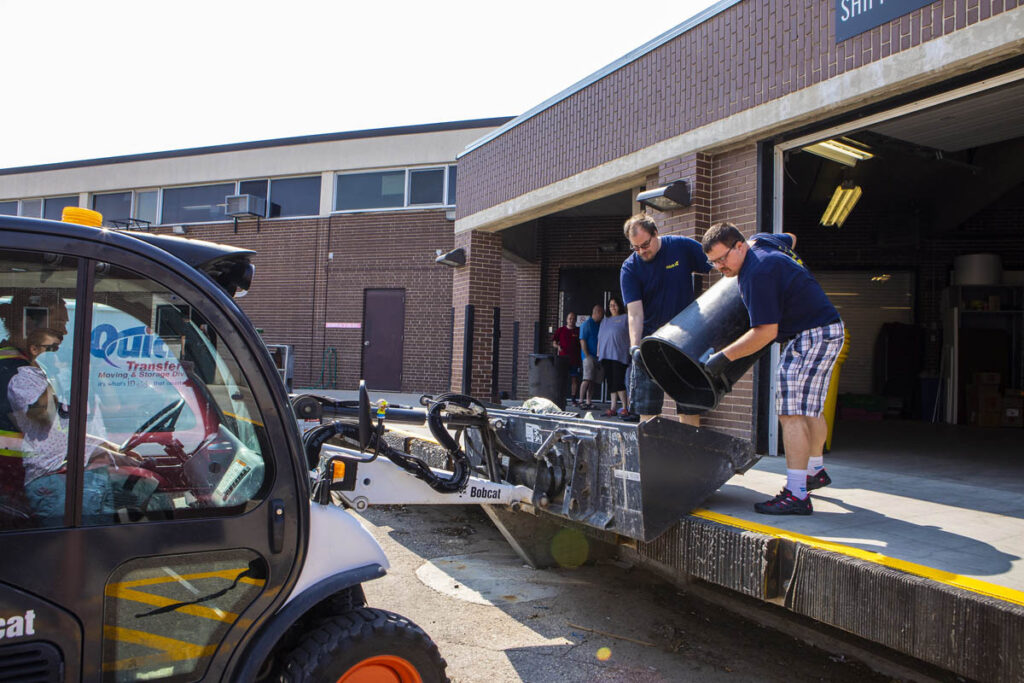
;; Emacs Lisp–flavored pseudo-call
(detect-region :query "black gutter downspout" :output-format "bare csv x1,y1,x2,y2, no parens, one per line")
753,139,775,455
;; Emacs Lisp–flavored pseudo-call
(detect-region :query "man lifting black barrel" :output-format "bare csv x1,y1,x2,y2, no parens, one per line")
698,223,844,515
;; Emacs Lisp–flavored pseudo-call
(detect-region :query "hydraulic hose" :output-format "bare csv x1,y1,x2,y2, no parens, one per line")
377,392,481,493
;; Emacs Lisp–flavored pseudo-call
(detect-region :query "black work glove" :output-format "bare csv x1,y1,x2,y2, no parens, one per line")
703,350,730,377
630,345,645,373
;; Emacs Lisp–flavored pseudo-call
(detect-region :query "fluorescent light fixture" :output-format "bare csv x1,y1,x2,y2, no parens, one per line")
636,180,691,211
803,138,874,166
821,182,862,227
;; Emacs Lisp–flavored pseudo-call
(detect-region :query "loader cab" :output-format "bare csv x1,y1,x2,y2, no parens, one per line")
0,215,309,681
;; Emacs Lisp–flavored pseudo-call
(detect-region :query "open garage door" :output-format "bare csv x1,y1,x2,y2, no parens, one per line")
771,67,1024,456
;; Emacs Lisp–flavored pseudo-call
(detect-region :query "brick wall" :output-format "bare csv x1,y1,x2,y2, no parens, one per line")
450,230,502,397
151,209,455,393
538,215,631,339
628,147,760,439
458,0,1022,219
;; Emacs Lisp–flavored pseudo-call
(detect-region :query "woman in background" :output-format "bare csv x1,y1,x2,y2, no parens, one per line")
597,296,630,417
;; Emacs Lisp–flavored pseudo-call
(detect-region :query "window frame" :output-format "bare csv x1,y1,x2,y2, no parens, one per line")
332,165,457,214
19,198,43,218
160,181,238,226
267,175,321,219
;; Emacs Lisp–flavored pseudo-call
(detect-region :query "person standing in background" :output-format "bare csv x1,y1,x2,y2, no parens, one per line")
578,304,604,410
552,311,581,406
598,296,631,418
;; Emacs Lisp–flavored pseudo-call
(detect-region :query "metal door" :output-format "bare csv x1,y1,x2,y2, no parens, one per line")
362,289,405,390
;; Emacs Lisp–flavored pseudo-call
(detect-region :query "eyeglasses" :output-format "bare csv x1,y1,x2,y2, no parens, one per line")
37,343,60,351
707,243,738,267
629,235,655,252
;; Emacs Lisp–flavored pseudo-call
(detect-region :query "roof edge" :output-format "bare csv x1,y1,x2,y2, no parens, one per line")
1,117,515,176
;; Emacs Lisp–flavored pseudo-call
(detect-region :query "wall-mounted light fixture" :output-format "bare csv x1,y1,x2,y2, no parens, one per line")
172,225,188,235
636,180,691,211
821,182,862,227
434,247,466,268
803,138,874,166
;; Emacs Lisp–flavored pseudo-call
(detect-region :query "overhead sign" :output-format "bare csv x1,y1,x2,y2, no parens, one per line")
836,0,933,42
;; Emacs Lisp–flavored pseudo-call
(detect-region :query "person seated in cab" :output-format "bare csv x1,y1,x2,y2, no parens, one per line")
3,326,154,525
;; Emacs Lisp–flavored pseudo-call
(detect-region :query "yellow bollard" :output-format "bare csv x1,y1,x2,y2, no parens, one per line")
822,328,851,452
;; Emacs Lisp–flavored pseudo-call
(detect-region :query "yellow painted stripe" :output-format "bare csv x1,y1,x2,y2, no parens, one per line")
692,508,1024,607
223,410,263,427
102,625,218,671
108,567,265,589
105,586,239,623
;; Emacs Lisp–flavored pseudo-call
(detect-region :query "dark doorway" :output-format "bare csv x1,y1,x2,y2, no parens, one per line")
558,267,621,321
362,288,405,390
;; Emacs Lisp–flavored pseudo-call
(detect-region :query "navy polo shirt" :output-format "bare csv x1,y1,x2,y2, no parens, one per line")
737,233,839,339
620,235,712,336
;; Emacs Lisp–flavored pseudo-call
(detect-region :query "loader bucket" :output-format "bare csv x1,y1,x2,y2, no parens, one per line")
492,408,759,542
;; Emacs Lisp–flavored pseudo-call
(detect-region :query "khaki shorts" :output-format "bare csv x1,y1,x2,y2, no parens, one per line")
582,355,604,382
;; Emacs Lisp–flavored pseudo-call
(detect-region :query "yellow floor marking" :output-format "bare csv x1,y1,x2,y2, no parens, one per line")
102,625,218,671
108,567,265,589
223,411,263,427
692,508,1024,607
106,585,239,623
105,567,264,623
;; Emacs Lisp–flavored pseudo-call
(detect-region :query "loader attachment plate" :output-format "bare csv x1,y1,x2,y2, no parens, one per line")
492,409,759,542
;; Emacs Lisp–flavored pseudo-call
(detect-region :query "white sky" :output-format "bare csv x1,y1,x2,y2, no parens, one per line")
1,0,719,169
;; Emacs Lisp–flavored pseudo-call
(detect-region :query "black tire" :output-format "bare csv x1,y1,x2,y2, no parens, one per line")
277,607,448,683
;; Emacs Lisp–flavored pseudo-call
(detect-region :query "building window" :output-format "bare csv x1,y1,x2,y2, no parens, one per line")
92,192,132,227
239,179,268,203
409,168,445,205
43,196,78,221
0,201,16,216
20,199,42,218
161,183,234,224
269,176,319,217
334,166,456,212
134,190,159,226
335,171,406,211
447,165,457,206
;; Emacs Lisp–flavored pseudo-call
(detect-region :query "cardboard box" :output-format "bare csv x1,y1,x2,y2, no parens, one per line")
1003,397,1023,428
968,384,1002,414
973,372,1001,386
1002,408,1023,428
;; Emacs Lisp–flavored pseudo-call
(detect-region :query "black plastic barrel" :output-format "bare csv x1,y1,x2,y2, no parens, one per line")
528,354,568,409
639,277,769,412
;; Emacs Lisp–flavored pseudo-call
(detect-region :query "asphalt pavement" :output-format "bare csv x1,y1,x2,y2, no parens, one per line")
356,504,902,683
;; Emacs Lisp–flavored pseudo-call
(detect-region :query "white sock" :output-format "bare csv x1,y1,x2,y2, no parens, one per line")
787,469,808,499
807,456,824,474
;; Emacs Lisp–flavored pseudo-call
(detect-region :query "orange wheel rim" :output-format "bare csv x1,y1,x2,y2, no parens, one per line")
337,655,422,683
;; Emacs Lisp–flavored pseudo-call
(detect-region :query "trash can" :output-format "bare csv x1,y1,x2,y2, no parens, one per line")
528,354,568,409
822,328,850,452
639,277,769,412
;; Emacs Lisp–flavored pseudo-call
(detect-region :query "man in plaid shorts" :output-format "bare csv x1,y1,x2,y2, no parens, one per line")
700,222,843,515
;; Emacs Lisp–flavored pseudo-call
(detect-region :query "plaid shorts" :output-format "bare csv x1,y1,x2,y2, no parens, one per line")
777,321,845,417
